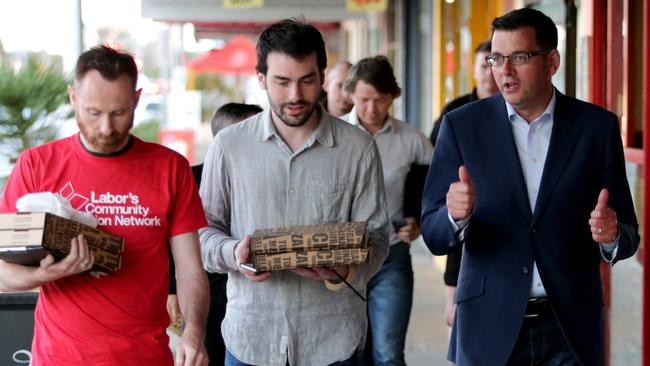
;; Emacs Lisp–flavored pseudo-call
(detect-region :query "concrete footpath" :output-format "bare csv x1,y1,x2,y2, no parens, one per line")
405,239,451,365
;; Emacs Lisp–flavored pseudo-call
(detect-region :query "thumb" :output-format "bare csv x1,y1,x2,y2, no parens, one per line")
458,165,471,183
596,188,609,209
39,254,55,268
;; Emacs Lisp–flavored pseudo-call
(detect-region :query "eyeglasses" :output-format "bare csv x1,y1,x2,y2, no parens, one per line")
485,49,552,67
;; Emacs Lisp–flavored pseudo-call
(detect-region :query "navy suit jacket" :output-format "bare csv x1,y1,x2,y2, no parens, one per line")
421,91,639,366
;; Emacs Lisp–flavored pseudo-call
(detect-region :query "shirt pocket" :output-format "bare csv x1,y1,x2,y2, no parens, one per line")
310,180,348,223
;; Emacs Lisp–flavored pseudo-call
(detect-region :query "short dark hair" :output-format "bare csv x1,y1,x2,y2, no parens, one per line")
491,8,558,50
210,103,262,136
255,19,327,76
343,55,401,98
474,40,492,54
75,45,138,90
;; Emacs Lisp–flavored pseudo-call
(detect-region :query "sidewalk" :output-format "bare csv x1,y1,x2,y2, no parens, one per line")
405,239,451,365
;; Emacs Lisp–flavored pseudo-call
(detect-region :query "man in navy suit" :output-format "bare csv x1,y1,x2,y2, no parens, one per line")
421,8,639,366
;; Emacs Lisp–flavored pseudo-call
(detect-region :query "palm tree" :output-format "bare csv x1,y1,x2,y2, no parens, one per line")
0,55,72,166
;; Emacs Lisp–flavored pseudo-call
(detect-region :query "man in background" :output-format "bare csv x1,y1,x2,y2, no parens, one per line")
342,55,433,366
429,40,498,146
323,61,353,117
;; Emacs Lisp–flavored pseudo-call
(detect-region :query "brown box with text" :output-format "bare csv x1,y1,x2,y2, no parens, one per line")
0,212,123,273
248,222,370,271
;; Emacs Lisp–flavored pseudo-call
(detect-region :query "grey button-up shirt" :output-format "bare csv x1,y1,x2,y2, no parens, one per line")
198,108,389,366
343,107,433,245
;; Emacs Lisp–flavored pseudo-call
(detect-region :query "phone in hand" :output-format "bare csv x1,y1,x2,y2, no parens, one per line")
239,263,259,273
392,219,407,231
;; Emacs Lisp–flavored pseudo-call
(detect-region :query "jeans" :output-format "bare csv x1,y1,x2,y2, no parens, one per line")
506,307,581,366
224,349,361,366
365,242,414,366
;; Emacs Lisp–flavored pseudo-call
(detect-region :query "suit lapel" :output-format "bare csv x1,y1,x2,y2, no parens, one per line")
532,92,581,223
488,95,533,219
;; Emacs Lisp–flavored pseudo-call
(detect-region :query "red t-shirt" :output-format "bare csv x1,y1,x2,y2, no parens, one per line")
0,134,207,366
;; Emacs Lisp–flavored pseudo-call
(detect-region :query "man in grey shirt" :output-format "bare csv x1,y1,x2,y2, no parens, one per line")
199,19,389,366
342,56,433,366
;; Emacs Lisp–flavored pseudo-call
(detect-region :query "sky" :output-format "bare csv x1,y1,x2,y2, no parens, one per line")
0,0,149,178
0,0,145,70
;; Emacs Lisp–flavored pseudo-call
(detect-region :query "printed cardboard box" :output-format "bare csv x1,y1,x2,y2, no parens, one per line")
253,247,370,272
246,221,370,271
250,221,368,255
0,212,123,273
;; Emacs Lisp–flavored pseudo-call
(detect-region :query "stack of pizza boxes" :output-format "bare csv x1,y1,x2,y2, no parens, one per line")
249,221,369,272
0,212,124,273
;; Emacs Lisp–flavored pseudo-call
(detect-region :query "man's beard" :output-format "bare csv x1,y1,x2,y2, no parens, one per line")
77,115,133,153
268,97,317,128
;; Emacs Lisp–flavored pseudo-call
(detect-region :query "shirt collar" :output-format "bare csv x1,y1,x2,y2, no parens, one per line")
258,104,334,147
347,105,395,135
505,89,556,124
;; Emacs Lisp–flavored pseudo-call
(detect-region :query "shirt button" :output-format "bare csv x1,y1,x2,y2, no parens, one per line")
536,282,542,288
289,189,295,194
531,228,537,234
522,267,529,274
531,157,537,163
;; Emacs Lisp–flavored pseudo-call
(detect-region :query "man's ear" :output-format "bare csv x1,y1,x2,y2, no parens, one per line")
134,88,143,109
67,85,77,107
547,49,561,77
257,72,267,90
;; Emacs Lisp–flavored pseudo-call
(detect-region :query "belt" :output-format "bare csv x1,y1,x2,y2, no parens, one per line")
524,297,552,318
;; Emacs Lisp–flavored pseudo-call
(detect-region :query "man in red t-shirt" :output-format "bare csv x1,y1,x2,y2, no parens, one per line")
0,46,209,366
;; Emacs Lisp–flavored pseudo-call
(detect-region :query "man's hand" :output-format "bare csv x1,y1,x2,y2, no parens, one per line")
589,188,618,243
396,217,420,243
36,234,94,282
175,325,208,366
291,265,350,281
0,234,93,292
447,165,475,220
167,294,181,326
236,235,272,282
445,286,457,327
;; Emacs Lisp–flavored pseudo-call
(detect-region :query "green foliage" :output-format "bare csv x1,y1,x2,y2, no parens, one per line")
131,119,160,143
0,56,72,164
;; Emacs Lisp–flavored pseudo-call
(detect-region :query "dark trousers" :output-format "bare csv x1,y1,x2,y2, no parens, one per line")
506,299,581,366
206,273,227,366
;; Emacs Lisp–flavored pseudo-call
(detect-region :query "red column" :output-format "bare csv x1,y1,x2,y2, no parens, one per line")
642,1,650,364
591,0,606,107
591,1,611,364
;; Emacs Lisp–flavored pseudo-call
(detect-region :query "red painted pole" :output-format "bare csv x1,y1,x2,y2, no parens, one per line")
642,1,650,364
591,1,611,364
